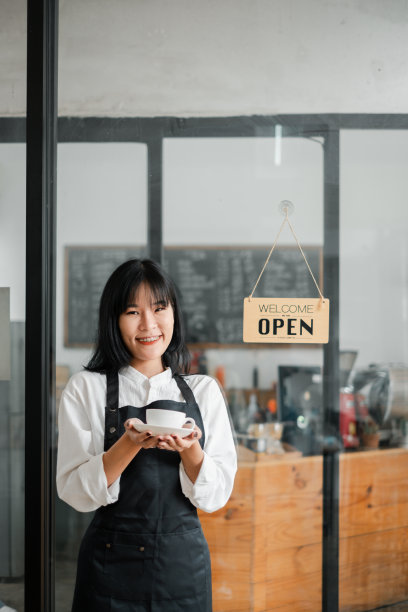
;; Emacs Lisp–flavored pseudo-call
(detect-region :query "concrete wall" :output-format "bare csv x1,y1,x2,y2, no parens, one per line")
1,0,408,116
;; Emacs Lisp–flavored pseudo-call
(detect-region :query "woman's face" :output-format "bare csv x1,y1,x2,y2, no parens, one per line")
118,282,175,376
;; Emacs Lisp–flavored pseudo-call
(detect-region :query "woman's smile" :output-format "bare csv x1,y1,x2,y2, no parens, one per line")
136,334,162,345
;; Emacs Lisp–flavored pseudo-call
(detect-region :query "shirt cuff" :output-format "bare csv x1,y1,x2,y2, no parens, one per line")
78,453,121,508
179,452,217,496
107,475,121,503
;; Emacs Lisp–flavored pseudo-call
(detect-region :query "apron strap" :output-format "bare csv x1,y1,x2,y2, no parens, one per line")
174,374,205,448
173,374,196,405
107,370,119,410
104,370,120,451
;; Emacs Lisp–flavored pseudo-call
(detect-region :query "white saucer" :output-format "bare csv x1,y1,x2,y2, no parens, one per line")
131,423,195,438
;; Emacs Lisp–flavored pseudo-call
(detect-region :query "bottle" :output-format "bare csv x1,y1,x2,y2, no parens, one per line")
266,398,277,422
252,367,259,389
215,365,225,388
247,393,266,452
248,393,261,425
235,389,248,433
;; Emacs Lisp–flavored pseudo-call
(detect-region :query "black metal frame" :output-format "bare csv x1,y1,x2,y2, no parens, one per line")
25,1,58,611
322,128,340,610
4,44,405,608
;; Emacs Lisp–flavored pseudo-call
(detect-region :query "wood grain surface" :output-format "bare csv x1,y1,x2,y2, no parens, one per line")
339,448,408,612
199,453,323,611
199,447,408,612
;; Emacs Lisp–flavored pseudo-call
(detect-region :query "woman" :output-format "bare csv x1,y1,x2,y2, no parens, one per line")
57,258,237,612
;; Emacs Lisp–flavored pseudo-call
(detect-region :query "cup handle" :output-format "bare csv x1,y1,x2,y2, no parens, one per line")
183,417,195,430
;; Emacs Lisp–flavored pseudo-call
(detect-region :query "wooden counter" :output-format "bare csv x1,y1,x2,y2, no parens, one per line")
198,447,408,612
339,448,408,612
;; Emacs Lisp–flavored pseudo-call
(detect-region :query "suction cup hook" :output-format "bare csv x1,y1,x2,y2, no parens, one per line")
279,200,294,217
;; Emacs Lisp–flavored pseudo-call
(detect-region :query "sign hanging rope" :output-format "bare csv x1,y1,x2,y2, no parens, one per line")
249,204,324,301
243,201,329,344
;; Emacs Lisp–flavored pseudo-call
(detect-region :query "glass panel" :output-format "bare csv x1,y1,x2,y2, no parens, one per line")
55,142,148,610
56,2,408,610
339,130,408,610
0,143,26,610
163,134,325,610
0,3,26,610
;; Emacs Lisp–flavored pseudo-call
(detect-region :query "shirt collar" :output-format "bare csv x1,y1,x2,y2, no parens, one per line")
120,365,173,387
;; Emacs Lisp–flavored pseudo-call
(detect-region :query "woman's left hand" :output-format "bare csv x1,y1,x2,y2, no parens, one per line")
157,425,202,453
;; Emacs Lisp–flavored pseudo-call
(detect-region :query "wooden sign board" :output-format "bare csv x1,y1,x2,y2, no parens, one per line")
243,297,330,344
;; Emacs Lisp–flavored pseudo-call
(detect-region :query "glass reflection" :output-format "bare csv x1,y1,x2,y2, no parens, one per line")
55,143,148,610
0,143,26,610
339,130,408,612
164,134,325,610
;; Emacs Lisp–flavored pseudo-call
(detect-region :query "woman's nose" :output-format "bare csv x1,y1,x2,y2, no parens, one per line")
139,310,157,330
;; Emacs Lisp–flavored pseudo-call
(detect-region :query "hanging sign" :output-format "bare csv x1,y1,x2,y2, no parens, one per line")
243,201,330,344
243,297,329,343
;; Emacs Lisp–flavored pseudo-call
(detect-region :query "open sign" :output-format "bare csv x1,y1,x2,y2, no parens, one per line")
243,297,330,344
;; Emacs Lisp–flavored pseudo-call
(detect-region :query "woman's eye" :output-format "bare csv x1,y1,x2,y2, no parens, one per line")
126,310,139,315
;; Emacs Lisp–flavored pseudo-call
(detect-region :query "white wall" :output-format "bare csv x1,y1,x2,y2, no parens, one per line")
163,137,323,245
56,143,148,373
2,0,408,116
340,130,408,368
0,144,25,321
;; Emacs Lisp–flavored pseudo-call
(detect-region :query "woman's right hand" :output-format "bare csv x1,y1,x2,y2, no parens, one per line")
103,419,158,487
124,418,159,449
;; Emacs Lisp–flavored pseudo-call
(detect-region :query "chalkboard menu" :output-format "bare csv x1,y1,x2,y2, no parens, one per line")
65,246,146,346
65,245,322,347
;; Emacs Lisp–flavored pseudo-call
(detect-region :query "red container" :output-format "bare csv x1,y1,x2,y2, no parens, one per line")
340,389,359,449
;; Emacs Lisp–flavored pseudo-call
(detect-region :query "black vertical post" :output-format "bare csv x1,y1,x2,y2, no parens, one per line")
322,128,340,612
25,1,58,611
147,131,163,263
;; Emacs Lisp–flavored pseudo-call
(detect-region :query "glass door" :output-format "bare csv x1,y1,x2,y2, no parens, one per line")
54,141,148,610
163,130,327,611
339,129,408,611
0,141,26,612
0,3,26,610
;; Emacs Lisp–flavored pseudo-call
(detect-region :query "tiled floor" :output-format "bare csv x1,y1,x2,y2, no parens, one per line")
1,560,76,612
0,579,23,612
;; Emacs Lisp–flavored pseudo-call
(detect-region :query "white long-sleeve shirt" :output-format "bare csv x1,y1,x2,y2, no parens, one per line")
56,366,237,514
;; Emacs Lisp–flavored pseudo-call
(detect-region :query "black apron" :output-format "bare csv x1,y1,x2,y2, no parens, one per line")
72,372,212,612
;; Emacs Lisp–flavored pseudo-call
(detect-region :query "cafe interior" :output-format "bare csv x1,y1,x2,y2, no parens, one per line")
1,1,408,611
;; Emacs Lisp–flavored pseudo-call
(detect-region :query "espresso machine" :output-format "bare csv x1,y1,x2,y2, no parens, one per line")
278,351,360,455
351,363,408,447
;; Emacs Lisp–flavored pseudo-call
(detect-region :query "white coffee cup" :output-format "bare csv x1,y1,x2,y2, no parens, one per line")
146,408,195,430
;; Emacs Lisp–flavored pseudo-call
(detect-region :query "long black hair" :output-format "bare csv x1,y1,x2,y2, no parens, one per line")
85,259,191,375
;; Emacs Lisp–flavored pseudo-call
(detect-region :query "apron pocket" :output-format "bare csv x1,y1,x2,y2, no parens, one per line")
92,529,154,601
154,527,209,601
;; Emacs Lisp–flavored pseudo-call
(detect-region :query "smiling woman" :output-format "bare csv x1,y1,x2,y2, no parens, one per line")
56,258,237,612
85,259,191,376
